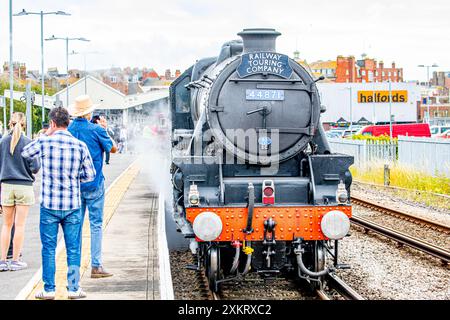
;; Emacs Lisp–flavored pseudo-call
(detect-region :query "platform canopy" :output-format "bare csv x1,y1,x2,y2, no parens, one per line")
54,75,169,110
4,75,169,111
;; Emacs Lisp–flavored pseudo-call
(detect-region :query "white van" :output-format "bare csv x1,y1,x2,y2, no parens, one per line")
430,125,450,137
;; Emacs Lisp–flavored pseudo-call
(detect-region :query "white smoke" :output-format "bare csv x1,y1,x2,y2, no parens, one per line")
132,100,173,202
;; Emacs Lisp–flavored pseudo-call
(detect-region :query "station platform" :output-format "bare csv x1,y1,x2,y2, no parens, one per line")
0,153,173,300
79,172,160,300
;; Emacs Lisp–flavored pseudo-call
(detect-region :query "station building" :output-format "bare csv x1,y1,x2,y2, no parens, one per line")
53,76,169,127
5,75,169,129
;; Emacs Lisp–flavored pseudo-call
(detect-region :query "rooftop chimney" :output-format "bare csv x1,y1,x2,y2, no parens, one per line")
237,28,281,53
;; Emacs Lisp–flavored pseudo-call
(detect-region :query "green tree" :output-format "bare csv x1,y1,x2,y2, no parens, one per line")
0,80,54,134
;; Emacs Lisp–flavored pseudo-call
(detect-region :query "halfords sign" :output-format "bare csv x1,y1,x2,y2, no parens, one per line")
237,52,293,78
357,90,408,103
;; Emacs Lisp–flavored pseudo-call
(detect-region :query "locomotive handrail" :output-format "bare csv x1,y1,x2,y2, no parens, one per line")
244,183,255,234
256,83,312,91
255,127,313,135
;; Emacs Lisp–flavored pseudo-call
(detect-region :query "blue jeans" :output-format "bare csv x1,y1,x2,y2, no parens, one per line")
79,180,105,268
40,206,81,292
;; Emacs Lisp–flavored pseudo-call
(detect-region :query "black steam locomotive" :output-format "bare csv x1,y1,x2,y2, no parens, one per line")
170,28,354,291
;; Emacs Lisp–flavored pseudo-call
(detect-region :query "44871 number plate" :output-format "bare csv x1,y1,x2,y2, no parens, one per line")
245,89,284,101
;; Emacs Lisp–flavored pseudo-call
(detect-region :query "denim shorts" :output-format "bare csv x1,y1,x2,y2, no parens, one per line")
1,183,35,206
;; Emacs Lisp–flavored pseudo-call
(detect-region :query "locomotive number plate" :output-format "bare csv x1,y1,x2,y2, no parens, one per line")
246,89,285,101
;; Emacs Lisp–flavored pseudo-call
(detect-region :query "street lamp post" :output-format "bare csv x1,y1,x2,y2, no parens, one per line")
13,9,70,127
388,80,393,142
9,0,14,117
45,36,90,107
70,51,101,94
418,64,439,123
349,86,353,134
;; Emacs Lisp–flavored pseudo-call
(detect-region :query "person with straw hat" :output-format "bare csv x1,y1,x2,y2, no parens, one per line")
0,112,40,272
68,95,117,278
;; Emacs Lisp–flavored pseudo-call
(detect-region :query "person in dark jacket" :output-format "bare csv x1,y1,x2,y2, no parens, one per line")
0,112,40,271
91,115,115,165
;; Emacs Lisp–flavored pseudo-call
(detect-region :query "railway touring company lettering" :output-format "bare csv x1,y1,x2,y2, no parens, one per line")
237,52,293,78
358,90,408,103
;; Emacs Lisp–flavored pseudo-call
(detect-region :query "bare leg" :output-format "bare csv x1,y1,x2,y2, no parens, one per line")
0,206,15,261
12,205,30,261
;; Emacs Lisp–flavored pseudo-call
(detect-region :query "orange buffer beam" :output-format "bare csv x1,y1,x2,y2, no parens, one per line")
186,206,352,242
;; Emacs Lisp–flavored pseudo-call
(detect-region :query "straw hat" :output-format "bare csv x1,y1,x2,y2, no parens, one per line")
68,95,100,117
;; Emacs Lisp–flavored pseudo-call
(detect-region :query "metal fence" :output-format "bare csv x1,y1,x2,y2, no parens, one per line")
328,138,396,167
328,136,450,177
397,136,450,176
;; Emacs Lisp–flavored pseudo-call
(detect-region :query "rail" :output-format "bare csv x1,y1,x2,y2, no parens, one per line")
351,196,450,234
324,273,365,300
350,215,450,263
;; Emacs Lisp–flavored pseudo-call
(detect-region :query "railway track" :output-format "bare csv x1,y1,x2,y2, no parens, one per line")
351,196,450,234
204,271,363,301
316,273,365,300
349,209,450,264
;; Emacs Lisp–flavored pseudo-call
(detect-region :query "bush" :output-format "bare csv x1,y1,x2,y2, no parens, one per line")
351,161,450,207
351,134,397,143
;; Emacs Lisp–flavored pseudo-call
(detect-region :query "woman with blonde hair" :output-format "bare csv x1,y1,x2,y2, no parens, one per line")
0,112,40,271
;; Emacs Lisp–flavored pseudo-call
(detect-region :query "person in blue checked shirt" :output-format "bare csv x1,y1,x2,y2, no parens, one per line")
22,107,96,300
68,95,117,278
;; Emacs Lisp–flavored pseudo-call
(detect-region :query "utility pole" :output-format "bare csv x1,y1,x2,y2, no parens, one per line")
70,51,101,94
372,80,376,124
41,11,44,123
66,37,69,107
0,96,6,133
25,81,33,138
388,80,393,140
9,0,14,117
349,86,353,136
418,64,439,123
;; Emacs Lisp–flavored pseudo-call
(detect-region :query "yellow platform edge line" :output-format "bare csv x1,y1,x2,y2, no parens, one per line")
26,162,140,300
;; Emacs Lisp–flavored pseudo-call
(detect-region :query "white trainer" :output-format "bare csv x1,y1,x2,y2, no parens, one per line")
0,260,9,271
9,260,27,271
68,288,87,300
35,289,56,300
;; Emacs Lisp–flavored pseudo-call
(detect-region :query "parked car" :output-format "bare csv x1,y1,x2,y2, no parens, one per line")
326,126,361,139
325,129,345,138
430,125,450,137
342,127,361,138
436,129,450,139
357,123,431,138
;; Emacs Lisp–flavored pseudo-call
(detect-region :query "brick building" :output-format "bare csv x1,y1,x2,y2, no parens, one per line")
3,61,26,80
142,68,160,82
102,67,129,95
418,86,450,122
431,71,450,94
335,55,403,83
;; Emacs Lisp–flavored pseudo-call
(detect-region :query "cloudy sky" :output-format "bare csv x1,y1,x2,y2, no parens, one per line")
1,0,449,80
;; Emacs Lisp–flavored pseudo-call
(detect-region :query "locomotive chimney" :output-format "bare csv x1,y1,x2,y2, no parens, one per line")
237,28,281,53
